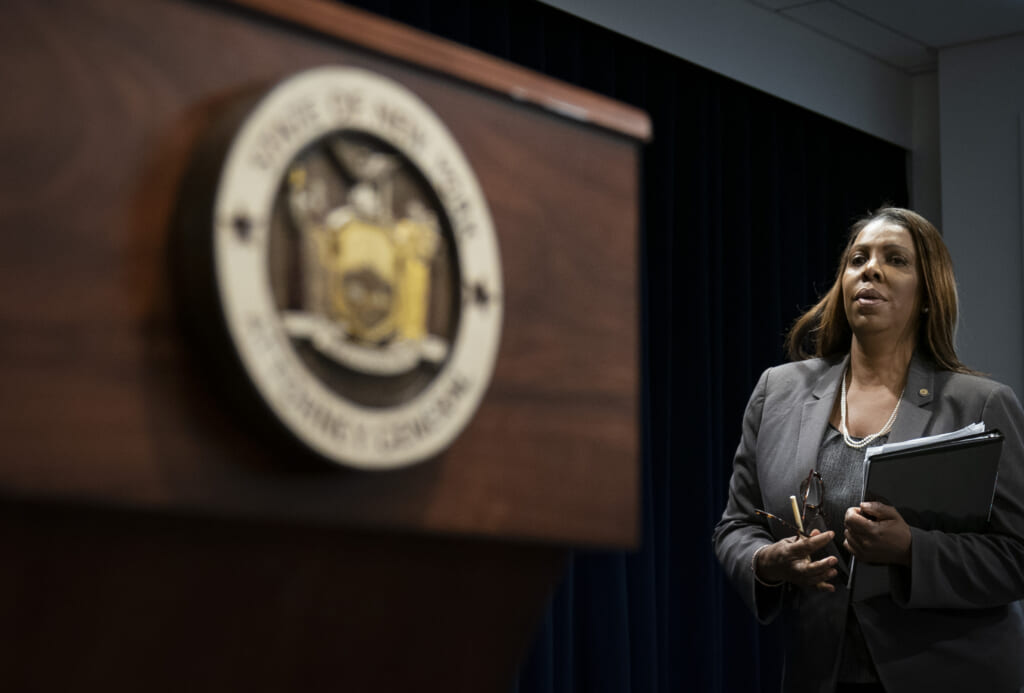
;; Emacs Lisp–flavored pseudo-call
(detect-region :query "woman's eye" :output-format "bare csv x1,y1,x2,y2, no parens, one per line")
849,255,865,266
889,255,908,266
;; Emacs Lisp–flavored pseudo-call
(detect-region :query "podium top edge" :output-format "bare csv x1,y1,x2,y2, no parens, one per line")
223,0,653,142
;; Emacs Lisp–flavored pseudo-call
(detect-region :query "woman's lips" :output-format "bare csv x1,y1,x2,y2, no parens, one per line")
851,288,884,300
854,288,884,305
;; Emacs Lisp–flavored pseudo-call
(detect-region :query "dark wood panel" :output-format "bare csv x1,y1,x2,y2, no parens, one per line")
0,502,564,692
0,0,640,547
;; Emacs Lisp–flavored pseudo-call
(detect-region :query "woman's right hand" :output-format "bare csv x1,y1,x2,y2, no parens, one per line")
755,529,840,592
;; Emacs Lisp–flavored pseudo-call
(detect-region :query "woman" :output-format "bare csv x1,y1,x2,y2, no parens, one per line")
713,208,1024,693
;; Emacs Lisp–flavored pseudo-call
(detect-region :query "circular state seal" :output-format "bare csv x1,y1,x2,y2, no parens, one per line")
194,66,502,470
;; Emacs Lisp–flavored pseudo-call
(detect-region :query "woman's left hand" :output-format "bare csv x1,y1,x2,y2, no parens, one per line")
844,502,912,566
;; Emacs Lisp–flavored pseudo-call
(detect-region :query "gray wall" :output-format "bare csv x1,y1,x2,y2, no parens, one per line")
540,0,913,147
940,35,1024,394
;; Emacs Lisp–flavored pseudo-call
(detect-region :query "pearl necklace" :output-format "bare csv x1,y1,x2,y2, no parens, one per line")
840,368,903,449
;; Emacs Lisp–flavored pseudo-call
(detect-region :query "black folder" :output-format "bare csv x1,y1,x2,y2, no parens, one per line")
848,429,1004,601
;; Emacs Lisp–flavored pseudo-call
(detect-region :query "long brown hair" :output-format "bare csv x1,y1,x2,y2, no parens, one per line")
785,207,972,373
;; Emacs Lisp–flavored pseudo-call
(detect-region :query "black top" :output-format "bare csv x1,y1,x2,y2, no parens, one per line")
818,426,887,684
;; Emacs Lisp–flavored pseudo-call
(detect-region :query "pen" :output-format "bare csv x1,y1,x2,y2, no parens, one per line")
790,495,806,536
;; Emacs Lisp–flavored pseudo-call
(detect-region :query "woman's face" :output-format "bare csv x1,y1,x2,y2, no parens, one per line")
842,220,921,343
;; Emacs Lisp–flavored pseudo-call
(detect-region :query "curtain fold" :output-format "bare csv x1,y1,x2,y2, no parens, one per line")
336,2,909,690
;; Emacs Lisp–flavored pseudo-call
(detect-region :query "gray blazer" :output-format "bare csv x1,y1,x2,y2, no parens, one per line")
713,354,1024,693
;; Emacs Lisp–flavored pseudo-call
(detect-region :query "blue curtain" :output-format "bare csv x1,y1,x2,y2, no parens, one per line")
337,2,909,690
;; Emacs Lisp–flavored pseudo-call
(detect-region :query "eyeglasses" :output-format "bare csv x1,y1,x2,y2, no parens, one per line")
755,469,825,538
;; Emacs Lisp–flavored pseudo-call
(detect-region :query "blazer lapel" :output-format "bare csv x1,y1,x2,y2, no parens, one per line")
888,353,934,443
789,356,850,575
794,356,848,477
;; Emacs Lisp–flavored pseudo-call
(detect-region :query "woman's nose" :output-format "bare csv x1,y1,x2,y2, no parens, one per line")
861,256,882,280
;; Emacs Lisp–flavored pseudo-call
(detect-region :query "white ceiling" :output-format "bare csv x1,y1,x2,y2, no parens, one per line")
748,0,1024,73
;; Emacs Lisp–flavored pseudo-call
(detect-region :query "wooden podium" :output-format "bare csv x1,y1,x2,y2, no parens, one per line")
0,1,649,690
